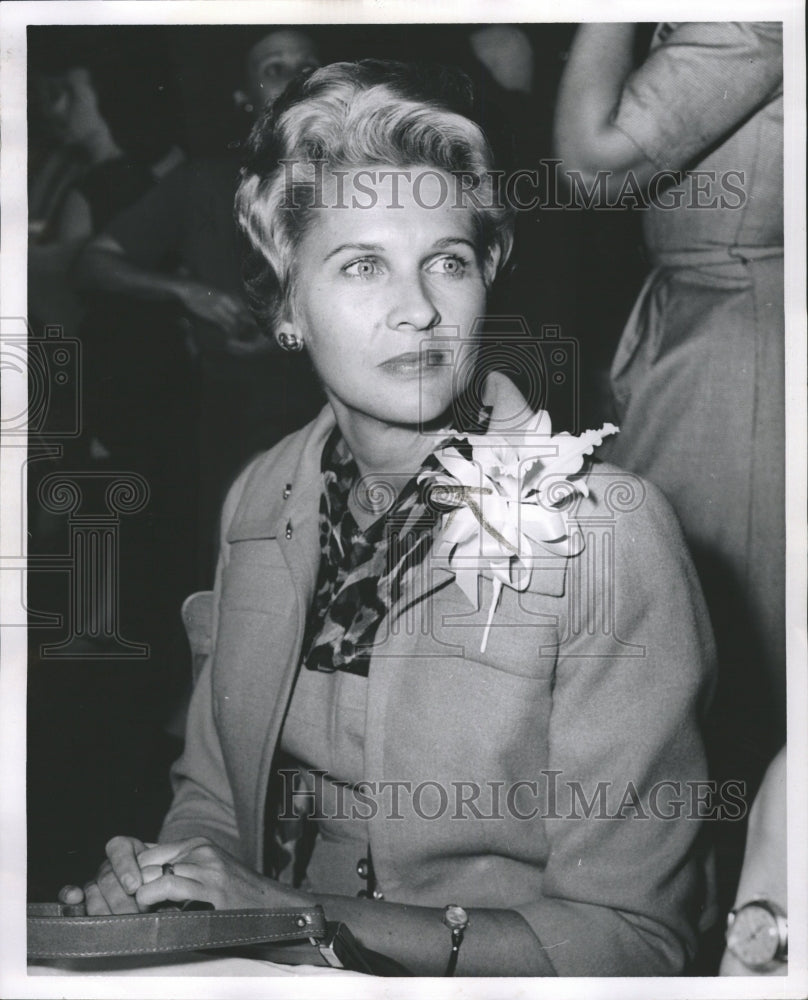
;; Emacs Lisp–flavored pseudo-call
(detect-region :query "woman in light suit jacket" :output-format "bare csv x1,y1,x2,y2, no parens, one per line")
62,60,716,977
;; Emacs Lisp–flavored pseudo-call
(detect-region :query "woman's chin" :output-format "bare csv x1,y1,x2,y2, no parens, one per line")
379,398,457,430
337,387,458,431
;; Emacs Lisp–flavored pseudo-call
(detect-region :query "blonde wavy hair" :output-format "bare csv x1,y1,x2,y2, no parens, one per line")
235,60,514,334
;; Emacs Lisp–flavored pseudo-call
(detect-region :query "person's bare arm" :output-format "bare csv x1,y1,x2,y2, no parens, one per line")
553,24,658,190
75,234,248,335
28,190,93,274
55,188,93,243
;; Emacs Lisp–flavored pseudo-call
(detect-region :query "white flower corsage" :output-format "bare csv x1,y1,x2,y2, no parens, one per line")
422,411,618,652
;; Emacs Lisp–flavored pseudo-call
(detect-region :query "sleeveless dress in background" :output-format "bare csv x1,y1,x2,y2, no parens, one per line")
604,23,785,782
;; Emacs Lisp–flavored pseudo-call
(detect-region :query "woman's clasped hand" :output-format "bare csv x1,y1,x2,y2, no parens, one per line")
59,835,309,914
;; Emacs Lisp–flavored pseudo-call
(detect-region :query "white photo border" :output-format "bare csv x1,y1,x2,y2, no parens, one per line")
1,1,805,998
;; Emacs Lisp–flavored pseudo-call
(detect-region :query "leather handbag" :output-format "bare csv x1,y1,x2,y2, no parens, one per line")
27,901,409,974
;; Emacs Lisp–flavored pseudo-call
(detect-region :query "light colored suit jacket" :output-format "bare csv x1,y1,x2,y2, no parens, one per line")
161,379,716,976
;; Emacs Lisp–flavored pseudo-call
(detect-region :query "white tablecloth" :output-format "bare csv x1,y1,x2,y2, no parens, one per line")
29,953,365,976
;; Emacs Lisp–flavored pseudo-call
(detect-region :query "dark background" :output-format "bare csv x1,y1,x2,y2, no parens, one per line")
26,23,647,901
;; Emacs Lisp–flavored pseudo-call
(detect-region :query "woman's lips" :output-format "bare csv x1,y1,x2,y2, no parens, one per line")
378,350,449,376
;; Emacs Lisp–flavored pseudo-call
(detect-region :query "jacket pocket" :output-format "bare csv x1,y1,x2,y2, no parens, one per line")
434,579,560,680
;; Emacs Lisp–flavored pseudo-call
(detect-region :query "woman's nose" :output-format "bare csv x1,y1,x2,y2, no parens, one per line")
386,272,441,332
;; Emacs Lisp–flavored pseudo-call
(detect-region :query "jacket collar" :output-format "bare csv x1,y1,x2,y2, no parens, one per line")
226,404,336,543
226,373,568,598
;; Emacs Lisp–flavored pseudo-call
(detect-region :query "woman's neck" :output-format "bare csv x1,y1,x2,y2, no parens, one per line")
338,414,440,530
338,412,439,481
327,400,445,519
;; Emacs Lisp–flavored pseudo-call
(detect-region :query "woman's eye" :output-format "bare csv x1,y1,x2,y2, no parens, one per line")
260,60,287,79
343,258,382,278
426,254,469,277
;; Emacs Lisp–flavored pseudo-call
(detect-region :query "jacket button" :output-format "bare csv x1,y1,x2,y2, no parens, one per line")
356,858,370,879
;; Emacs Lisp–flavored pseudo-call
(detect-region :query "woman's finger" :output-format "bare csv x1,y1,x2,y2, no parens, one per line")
138,862,203,885
138,862,163,885
83,881,112,916
57,884,85,906
97,866,141,913
134,871,210,910
138,862,200,886
137,837,210,869
105,836,146,895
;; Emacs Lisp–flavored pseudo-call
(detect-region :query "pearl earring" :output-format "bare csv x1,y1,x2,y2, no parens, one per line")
278,332,303,352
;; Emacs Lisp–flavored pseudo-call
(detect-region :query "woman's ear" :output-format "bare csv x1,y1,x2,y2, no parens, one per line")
484,245,502,287
233,89,254,114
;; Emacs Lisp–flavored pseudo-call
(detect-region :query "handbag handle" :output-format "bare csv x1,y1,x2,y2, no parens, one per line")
27,902,327,960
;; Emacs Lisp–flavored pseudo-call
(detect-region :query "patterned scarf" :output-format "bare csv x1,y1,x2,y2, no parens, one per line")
301,427,450,677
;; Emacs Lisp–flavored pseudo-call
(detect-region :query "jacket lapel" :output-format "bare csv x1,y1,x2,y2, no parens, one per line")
218,406,335,868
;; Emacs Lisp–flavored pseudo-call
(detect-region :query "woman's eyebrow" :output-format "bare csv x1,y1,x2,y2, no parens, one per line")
431,237,478,252
323,242,384,261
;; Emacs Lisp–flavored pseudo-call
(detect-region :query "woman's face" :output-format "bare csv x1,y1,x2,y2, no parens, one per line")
278,168,493,431
42,68,103,145
244,30,321,109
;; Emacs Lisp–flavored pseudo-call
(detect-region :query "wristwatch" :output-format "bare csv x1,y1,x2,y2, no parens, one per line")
442,904,469,976
725,899,787,971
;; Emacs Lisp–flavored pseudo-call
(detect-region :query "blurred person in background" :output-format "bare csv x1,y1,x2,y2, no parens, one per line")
720,746,787,977
463,25,628,434
28,55,182,341
73,28,325,597
26,30,186,898
554,22,785,968
26,27,325,902
27,46,184,641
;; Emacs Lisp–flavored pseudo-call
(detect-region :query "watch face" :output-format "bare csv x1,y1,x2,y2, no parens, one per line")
727,904,781,967
443,905,469,931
